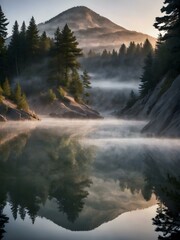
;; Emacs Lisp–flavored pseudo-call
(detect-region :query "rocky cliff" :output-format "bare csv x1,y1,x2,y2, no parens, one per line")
120,75,180,137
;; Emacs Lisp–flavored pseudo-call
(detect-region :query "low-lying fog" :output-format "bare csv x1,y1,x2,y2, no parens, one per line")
91,80,139,90
89,74,140,114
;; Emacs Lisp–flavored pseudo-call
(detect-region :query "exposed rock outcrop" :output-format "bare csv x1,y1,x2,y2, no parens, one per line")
120,75,180,137
0,98,40,121
30,94,103,119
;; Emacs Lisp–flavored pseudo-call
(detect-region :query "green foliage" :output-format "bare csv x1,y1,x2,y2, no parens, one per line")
14,82,22,103
81,70,91,103
18,93,29,111
0,5,9,50
39,31,51,53
154,0,180,72
0,85,3,103
138,0,180,99
26,17,40,57
55,24,83,84
69,70,83,101
2,78,11,97
48,89,57,102
57,86,66,99
0,84,3,95
139,53,154,98
13,82,29,111
8,21,20,76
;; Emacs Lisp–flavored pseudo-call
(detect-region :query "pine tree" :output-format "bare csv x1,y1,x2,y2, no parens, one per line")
81,70,91,90
40,31,51,54
69,70,83,101
2,78,11,97
14,82,22,103
26,17,39,58
142,39,153,57
18,93,29,111
0,6,8,83
119,44,127,57
81,70,91,103
154,0,180,71
139,53,154,98
119,44,127,64
127,42,136,57
102,49,108,58
8,21,20,76
19,21,27,66
0,6,9,51
54,27,62,50
59,24,83,84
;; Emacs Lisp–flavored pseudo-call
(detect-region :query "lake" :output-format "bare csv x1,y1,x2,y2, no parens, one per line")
0,118,180,240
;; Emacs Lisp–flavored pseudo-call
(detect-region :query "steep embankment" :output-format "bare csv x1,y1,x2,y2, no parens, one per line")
30,94,102,119
121,75,180,137
0,98,39,121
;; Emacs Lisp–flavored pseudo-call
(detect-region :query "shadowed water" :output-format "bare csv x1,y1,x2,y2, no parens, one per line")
0,118,180,240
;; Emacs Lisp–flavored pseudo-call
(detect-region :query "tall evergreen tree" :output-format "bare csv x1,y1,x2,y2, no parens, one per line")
81,70,91,103
69,69,83,101
59,24,83,84
119,44,127,57
139,53,154,98
39,31,51,54
8,21,20,76
142,39,153,57
127,42,136,57
19,21,27,65
0,6,9,51
154,0,180,71
2,78,11,97
0,6,8,83
26,17,39,59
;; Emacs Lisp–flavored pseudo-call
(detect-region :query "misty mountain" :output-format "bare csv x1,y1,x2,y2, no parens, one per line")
38,6,156,52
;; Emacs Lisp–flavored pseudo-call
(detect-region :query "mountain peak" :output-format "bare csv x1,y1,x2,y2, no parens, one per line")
38,6,156,52
42,6,124,31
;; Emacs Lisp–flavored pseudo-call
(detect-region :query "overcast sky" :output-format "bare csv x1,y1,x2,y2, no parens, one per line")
1,0,163,37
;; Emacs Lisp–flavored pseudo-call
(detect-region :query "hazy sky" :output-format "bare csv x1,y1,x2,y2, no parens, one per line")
1,0,163,37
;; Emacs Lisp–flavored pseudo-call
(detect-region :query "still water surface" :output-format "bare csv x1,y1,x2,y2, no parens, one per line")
0,118,180,240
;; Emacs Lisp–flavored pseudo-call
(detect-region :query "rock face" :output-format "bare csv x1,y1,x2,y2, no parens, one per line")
38,6,156,52
31,95,102,119
121,75,180,137
0,99,40,121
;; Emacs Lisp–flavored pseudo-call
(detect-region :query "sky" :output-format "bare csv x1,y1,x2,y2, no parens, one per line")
1,0,164,37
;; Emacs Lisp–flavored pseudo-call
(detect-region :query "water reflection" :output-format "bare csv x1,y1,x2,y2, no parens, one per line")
0,120,180,239
0,128,94,227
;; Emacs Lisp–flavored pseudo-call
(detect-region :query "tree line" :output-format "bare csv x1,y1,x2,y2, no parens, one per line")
0,6,91,109
82,39,153,75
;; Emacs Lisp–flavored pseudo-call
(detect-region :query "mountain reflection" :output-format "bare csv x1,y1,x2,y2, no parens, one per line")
0,126,180,237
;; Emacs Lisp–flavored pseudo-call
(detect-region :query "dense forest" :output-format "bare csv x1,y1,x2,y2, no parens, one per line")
0,6,91,111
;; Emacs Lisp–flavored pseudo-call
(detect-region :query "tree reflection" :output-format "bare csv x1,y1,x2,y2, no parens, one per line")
143,156,180,239
0,129,94,225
